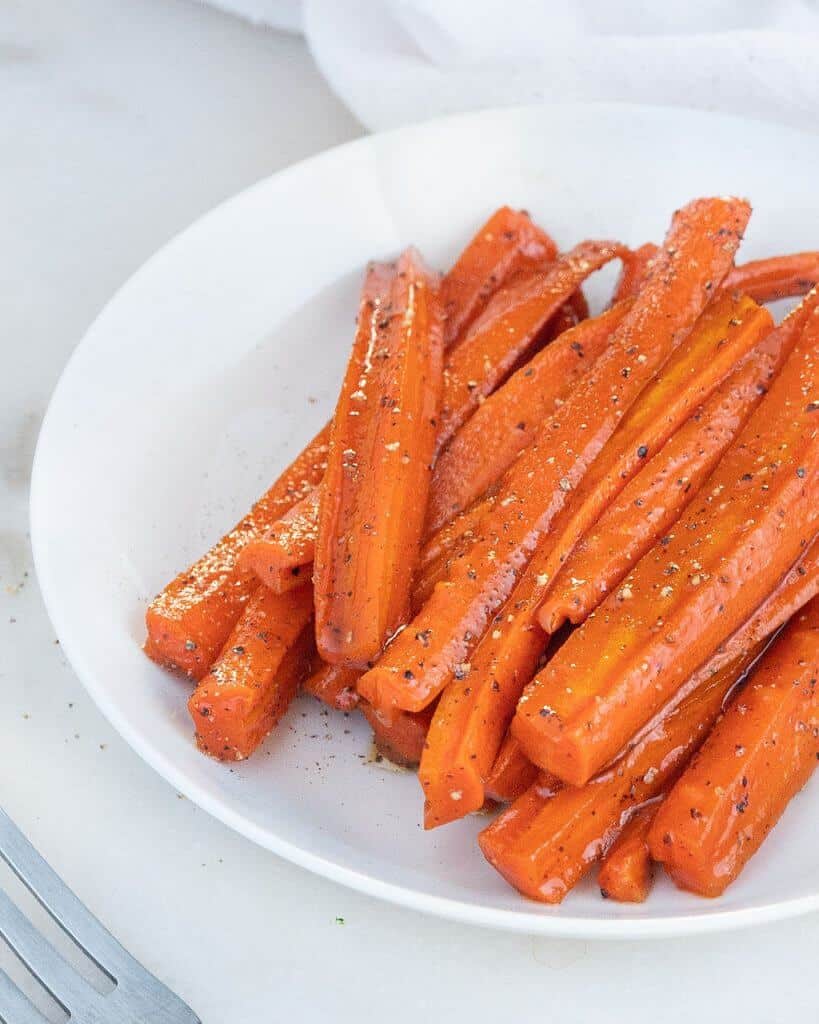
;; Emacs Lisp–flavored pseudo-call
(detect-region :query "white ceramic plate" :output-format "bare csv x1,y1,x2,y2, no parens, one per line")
31,103,819,938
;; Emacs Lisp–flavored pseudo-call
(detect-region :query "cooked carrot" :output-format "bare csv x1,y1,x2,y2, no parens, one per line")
361,701,436,768
188,585,315,760
314,249,444,668
440,207,557,349
483,734,540,804
435,240,625,449
650,597,819,897
479,649,757,903
723,252,819,304
514,297,819,787
539,303,800,633
359,198,752,716
302,661,360,712
144,423,329,679
612,243,659,302
238,489,318,591
598,803,660,903
426,301,631,533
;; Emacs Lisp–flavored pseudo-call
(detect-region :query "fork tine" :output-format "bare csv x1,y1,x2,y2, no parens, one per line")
0,886,99,1014
0,808,129,979
0,966,49,1024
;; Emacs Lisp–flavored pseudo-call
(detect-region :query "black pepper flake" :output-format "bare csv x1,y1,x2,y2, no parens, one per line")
184,639,197,651
403,669,415,680
806,401,819,413
232,645,245,655
797,467,806,478
538,707,554,718
415,629,432,647
637,445,648,459
735,795,749,814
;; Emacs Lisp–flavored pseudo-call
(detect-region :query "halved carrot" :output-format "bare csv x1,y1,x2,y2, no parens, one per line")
302,661,361,712
144,423,330,679
650,596,819,897
426,301,631,533
612,243,659,302
483,733,540,804
539,303,801,633
314,249,444,668
440,207,557,349
188,585,315,760
723,252,819,304
598,803,660,903
435,241,626,449
479,648,758,903
359,198,752,716
514,296,819,787
361,701,436,768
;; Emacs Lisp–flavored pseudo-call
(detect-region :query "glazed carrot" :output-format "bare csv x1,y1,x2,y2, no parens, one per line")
650,597,819,897
723,252,819,304
314,249,444,668
238,490,319,590
188,585,314,760
359,198,752,715
426,301,631,533
515,300,819,787
440,207,557,348
612,243,659,302
598,803,659,903
435,240,625,449
479,649,757,903
144,423,329,679
539,305,801,633
302,661,360,712
361,701,436,768
483,734,540,804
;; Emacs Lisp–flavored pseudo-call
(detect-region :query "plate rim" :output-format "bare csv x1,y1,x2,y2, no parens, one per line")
30,99,819,939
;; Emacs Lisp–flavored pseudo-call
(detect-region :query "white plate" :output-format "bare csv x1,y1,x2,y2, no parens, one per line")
31,103,819,938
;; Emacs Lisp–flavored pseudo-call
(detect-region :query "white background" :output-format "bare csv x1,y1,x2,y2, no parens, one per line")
2,2,818,1021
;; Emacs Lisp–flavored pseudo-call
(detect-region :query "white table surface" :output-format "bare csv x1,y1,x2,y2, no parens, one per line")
2,2,817,1021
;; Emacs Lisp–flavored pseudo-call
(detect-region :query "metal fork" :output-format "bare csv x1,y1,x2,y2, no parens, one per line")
0,807,200,1023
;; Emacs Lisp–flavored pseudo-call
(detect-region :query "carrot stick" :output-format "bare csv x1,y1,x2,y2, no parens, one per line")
612,243,659,302
440,207,557,349
723,252,819,304
649,596,819,897
361,701,436,768
359,198,752,716
426,301,631,533
188,585,315,760
539,305,799,633
237,489,319,591
435,241,625,449
514,295,819,787
479,649,758,903
302,661,361,712
144,423,329,679
314,249,444,668
598,803,660,903
483,734,540,804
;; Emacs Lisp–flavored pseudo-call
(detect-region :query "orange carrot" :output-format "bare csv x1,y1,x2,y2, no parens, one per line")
145,423,329,679
302,661,361,712
435,241,625,449
426,301,631,533
514,297,819,787
612,243,659,302
539,305,799,633
440,207,557,348
359,198,752,716
479,649,757,903
650,597,819,897
723,252,819,304
238,490,319,591
361,701,436,768
188,585,314,760
598,803,660,903
483,734,540,804
314,249,444,668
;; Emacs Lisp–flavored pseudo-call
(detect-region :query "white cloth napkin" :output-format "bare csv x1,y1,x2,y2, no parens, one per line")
298,0,819,132
200,0,819,133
